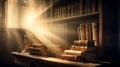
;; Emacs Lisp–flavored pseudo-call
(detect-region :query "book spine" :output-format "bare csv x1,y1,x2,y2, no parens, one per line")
80,0,82,15
85,23,89,40
61,54,77,61
73,1,76,16
82,0,86,14
80,24,84,40
71,46,87,51
92,22,99,46
71,2,74,16
88,23,93,40
77,27,81,40
64,50,82,56
87,0,91,14
67,4,71,17
76,1,80,15
90,0,95,13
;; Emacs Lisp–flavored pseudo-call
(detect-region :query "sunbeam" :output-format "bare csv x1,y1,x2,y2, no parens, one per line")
6,0,69,56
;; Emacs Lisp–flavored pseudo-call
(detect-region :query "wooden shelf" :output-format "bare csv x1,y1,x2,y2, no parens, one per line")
52,12,99,23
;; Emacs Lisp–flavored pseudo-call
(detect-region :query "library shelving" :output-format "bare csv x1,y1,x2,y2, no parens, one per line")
43,0,118,58
32,0,118,59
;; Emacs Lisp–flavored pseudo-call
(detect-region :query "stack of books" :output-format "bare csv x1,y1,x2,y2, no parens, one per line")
29,44,47,56
61,40,97,61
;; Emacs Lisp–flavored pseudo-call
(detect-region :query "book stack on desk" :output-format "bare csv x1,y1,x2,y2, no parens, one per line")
61,50,82,61
61,40,97,61
29,44,47,56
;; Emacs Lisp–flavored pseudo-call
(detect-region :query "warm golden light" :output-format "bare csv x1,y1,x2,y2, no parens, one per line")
7,0,19,28
7,0,69,56
22,11,36,29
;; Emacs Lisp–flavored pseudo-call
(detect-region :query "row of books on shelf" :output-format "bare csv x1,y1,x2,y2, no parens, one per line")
53,0,98,20
77,22,99,46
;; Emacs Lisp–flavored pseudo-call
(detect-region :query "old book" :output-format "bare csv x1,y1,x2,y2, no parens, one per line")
82,0,86,14
90,0,95,13
85,23,89,40
77,27,81,40
61,54,77,61
76,1,80,15
29,46,47,56
88,23,93,40
67,4,71,17
64,50,82,56
71,2,74,16
30,44,47,49
90,0,98,13
71,45,87,51
80,24,85,40
30,47,47,56
86,0,91,14
80,0,82,15
73,40,94,46
29,47,42,55
92,22,99,46
73,40,88,46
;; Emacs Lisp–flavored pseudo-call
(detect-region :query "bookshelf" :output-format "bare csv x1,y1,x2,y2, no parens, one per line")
51,0,99,46
40,0,118,58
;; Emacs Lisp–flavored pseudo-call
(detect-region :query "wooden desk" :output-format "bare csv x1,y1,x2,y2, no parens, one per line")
11,52,103,67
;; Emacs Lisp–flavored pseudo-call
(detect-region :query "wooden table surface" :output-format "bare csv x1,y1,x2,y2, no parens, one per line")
11,52,107,67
